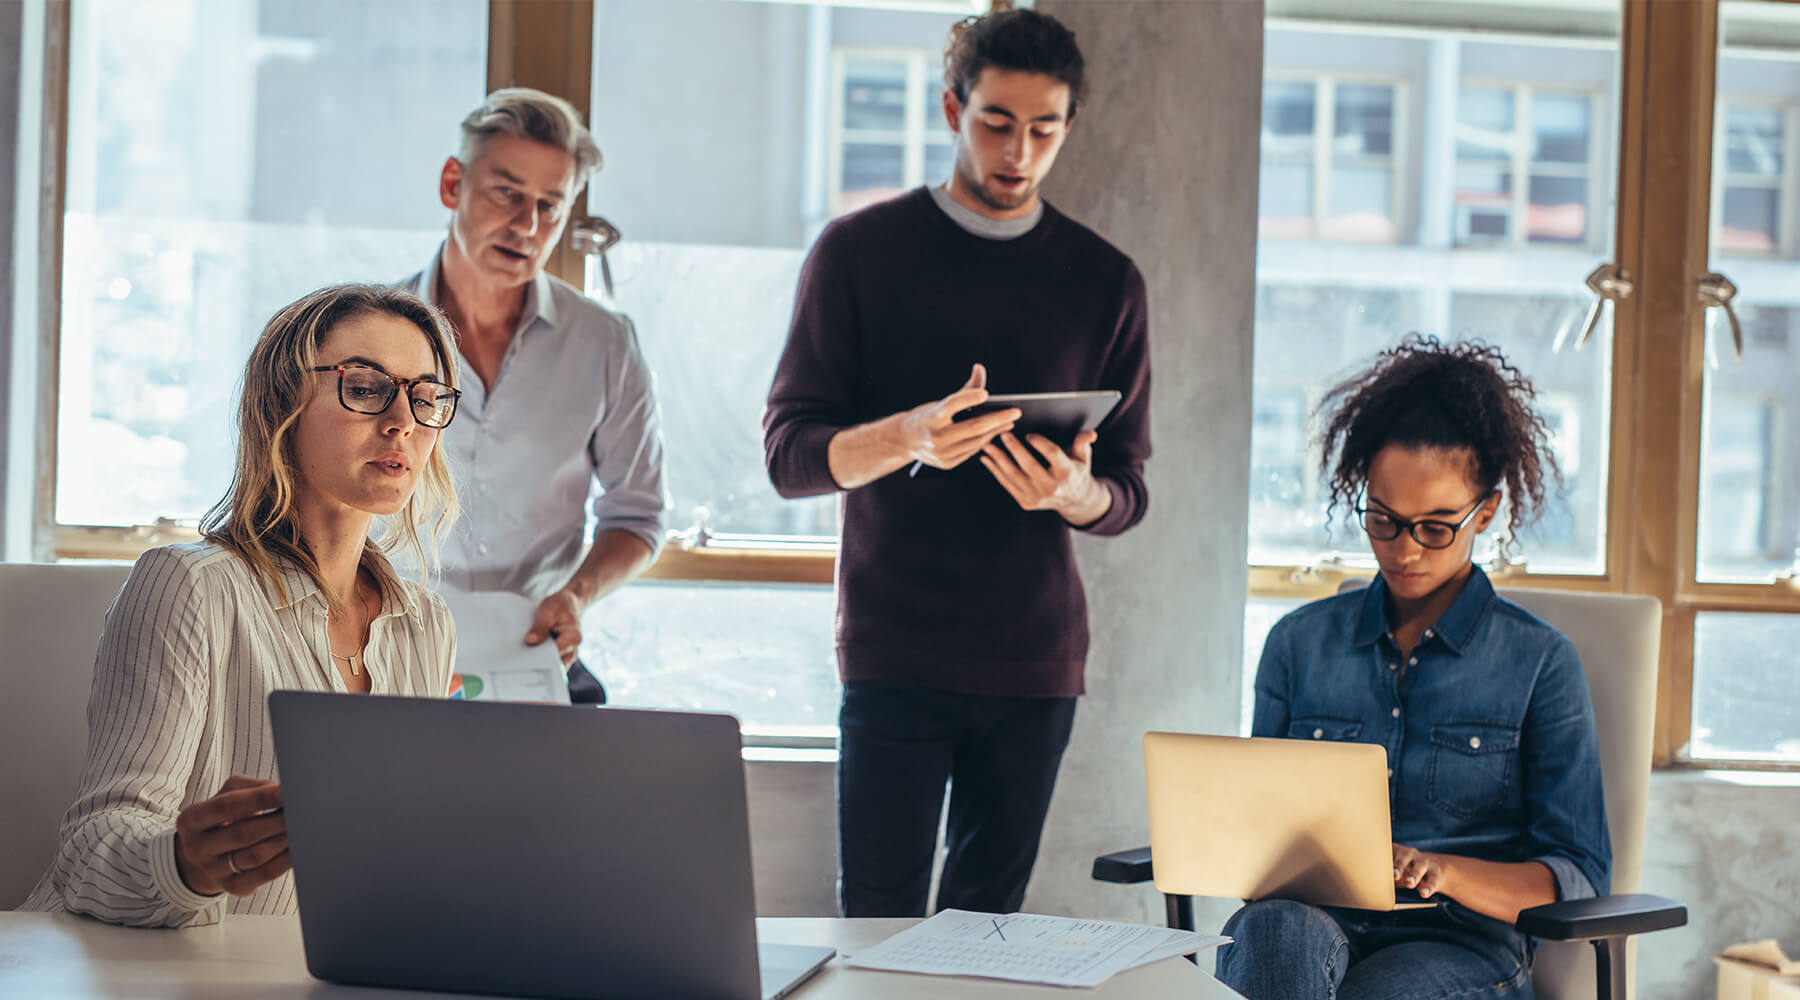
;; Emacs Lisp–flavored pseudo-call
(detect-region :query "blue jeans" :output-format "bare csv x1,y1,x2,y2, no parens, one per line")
836,680,1077,917
1216,899,1532,1000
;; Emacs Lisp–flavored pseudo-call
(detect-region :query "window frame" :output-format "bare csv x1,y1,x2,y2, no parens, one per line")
1259,69,1411,244
1452,78,1606,251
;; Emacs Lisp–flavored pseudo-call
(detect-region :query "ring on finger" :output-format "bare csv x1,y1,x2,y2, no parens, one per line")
226,851,242,876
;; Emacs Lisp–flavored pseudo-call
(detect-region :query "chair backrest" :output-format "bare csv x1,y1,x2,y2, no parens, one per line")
1336,579,1663,999
0,562,134,908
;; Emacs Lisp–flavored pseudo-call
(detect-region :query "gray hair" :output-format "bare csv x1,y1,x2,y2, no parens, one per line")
458,88,603,183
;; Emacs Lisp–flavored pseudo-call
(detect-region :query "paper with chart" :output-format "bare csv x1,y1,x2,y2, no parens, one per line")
844,908,1229,988
439,589,571,704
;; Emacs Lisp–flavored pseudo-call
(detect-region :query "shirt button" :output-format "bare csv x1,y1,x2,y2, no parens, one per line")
1469,736,1482,749
1408,657,1418,666
1387,768,1395,779
1387,662,1398,672
1391,708,1401,719
1423,629,1434,638
479,543,489,555
1313,728,1324,739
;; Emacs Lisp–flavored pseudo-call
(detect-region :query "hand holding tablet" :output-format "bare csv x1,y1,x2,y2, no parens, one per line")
908,389,1122,477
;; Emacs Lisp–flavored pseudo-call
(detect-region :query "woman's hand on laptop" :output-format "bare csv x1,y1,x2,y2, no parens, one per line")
174,776,290,897
1391,843,1448,899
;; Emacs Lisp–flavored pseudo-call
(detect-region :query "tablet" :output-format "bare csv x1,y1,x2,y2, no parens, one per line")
957,390,1122,444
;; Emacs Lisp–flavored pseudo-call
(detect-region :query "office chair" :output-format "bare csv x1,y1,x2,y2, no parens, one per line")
0,562,134,908
1092,584,1686,1000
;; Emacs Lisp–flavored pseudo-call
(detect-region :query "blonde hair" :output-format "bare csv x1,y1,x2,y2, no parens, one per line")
459,87,603,183
200,284,461,609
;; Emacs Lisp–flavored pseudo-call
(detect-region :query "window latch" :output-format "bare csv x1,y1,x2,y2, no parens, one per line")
1696,271,1744,365
1561,263,1633,352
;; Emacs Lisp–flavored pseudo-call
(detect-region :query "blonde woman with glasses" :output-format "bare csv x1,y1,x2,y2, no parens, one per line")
23,284,463,927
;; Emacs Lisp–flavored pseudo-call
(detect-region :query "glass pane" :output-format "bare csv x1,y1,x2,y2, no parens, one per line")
1531,92,1591,164
587,1,966,725
1254,13,1620,577
1725,105,1784,178
1333,83,1395,157
580,581,840,733
840,142,907,209
1527,174,1588,244
1258,162,1315,239
1719,186,1781,253
925,140,955,186
54,0,487,527
1263,79,1317,156
1456,86,1516,160
1691,612,1800,762
1248,284,1424,563
1447,293,1611,572
843,57,907,131
1701,5,1800,583
1453,163,1513,245
1322,164,1394,242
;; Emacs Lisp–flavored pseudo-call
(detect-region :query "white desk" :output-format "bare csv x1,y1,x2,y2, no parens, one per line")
0,912,1243,998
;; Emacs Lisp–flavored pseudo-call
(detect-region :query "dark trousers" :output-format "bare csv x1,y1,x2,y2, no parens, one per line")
567,658,606,705
836,680,1077,918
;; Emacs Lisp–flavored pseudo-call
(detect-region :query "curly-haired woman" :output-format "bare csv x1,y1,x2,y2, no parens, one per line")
1215,336,1610,1000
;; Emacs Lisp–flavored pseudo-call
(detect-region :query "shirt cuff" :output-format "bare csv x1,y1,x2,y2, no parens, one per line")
151,826,226,917
1535,854,1597,901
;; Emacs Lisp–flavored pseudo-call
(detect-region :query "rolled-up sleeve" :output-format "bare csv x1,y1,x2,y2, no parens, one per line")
36,548,224,927
1520,635,1612,899
588,314,668,558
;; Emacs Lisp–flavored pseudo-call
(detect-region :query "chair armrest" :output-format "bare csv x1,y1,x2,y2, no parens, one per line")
1514,893,1687,941
1092,846,1154,884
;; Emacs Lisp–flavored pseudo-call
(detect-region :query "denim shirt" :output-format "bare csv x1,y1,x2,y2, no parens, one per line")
1252,567,1611,902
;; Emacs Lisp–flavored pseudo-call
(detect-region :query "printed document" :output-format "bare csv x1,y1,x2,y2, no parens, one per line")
845,909,1228,988
439,589,571,704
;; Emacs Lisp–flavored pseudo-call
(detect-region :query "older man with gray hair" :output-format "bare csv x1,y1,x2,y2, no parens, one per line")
398,87,665,702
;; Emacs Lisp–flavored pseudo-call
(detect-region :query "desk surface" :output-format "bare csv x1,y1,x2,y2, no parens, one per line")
0,912,1241,999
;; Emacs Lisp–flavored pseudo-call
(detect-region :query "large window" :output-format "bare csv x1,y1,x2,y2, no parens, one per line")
52,0,487,532
1252,0,1800,769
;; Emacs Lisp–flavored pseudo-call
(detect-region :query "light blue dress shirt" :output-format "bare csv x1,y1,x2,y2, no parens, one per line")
398,247,667,603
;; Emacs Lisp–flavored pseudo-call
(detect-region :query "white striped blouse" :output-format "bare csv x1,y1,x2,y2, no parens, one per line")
20,540,456,927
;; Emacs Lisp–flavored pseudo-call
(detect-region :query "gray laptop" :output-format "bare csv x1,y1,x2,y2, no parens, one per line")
269,691,836,1000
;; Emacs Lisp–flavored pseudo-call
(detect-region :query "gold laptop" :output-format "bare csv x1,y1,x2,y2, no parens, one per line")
1143,731,1436,911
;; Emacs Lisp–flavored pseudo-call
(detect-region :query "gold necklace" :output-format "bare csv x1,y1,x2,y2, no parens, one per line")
327,584,377,677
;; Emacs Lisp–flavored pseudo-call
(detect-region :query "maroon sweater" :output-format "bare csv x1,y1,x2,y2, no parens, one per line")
763,188,1152,697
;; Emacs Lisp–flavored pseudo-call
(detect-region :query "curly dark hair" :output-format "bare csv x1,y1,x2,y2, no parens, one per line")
944,9,1087,119
1317,335,1560,541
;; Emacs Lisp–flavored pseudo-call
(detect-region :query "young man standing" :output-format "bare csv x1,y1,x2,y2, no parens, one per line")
763,10,1152,917
400,89,666,700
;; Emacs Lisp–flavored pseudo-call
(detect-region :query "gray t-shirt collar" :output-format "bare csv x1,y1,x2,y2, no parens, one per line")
927,183,1044,240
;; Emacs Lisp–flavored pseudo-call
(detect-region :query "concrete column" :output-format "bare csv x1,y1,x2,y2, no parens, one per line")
1029,0,1263,923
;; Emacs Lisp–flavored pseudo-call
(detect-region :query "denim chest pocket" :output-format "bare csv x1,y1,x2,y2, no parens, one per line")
1427,722,1521,819
1287,717,1364,742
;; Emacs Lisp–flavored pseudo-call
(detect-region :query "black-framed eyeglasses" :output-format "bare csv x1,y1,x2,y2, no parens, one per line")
309,363,461,430
1355,492,1493,550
